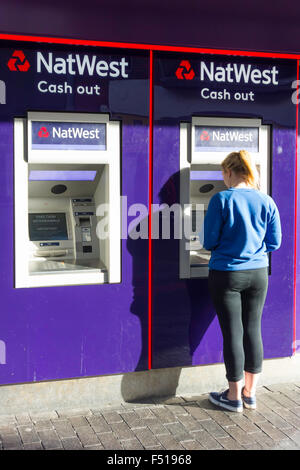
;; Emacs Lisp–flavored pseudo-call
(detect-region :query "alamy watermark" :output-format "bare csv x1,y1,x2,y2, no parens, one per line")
291,80,300,104
96,196,204,249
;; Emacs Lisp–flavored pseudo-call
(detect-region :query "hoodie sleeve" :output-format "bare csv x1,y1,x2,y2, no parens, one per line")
203,194,224,251
264,200,282,252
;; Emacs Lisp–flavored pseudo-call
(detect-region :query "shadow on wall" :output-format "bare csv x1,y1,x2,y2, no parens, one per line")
121,170,217,402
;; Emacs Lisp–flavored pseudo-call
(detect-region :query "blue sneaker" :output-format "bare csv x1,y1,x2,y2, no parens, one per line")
209,389,243,412
241,387,256,409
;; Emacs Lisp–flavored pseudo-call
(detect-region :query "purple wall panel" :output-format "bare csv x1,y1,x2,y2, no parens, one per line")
0,43,149,385
152,53,297,369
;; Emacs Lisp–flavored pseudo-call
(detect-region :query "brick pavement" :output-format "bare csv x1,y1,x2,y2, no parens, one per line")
1,382,300,450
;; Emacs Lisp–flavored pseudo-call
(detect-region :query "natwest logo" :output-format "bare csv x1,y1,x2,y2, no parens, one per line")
200,130,210,141
37,52,129,78
7,50,30,72
38,127,49,138
175,60,195,80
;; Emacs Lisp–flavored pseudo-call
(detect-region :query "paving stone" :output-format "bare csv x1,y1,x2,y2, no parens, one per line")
280,389,300,406
2,433,23,450
61,437,83,450
250,431,279,449
97,431,123,450
86,414,113,433
102,410,124,424
256,393,281,409
225,414,260,433
146,420,170,436
84,444,105,450
164,422,193,442
151,406,178,424
243,443,264,450
269,392,299,409
17,424,40,444
200,418,230,438
178,414,204,432
192,429,223,450
120,411,148,430
38,429,63,449
275,438,300,450
271,407,300,429
216,436,244,450
156,434,185,450
183,404,211,421
254,401,293,430
110,421,136,441
75,426,100,447
33,420,54,431
265,383,298,392
146,444,165,450
69,415,89,428
121,438,144,450
255,421,291,442
204,408,236,427
181,439,204,450
242,408,268,425
165,404,189,416
225,425,258,446
23,442,43,450
52,419,76,438
135,408,156,420
133,427,160,447
282,427,300,447
292,406,300,417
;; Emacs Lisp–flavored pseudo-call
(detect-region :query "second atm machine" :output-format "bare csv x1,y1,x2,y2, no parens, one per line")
14,112,121,288
180,116,270,279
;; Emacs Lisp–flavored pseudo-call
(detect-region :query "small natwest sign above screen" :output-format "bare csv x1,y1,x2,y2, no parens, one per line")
31,121,106,150
195,126,259,152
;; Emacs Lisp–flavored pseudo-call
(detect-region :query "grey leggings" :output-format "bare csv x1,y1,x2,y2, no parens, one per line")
208,267,268,382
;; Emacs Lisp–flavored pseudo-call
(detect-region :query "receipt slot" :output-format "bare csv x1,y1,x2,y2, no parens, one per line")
180,116,270,279
14,112,121,288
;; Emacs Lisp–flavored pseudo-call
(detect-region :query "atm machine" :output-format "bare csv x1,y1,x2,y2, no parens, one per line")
180,116,270,279
14,112,121,288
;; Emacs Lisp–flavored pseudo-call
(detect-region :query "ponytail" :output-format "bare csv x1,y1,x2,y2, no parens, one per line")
221,150,259,189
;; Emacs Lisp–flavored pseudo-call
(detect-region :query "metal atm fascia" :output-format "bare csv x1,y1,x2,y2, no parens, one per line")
179,116,270,279
14,112,121,288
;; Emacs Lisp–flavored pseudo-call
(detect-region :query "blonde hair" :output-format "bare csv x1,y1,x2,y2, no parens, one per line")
221,150,259,189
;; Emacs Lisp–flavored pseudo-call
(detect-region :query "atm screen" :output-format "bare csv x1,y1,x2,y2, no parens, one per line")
29,213,68,241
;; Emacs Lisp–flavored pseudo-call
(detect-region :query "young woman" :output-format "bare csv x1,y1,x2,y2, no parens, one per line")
204,150,281,412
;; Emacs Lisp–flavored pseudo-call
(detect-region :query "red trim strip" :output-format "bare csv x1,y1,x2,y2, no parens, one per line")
1,32,300,59
293,61,299,355
148,50,153,369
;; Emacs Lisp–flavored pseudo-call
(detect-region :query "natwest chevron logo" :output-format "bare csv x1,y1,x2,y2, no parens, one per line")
38,127,49,138
7,50,30,72
175,60,195,80
200,130,210,141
